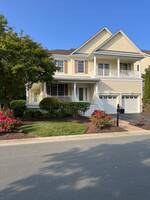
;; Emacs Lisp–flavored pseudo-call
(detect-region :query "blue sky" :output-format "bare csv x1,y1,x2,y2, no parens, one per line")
0,0,150,50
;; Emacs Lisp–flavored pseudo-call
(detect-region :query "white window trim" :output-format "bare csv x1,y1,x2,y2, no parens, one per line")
51,84,65,96
55,59,64,74
77,60,86,74
98,63,111,77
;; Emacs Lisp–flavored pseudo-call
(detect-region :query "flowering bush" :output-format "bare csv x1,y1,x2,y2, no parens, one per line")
0,111,22,133
91,110,112,129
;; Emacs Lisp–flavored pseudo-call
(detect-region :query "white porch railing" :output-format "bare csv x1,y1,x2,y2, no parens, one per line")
97,69,140,78
120,70,140,78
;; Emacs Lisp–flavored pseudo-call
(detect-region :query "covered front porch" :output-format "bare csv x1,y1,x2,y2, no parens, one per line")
26,77,99,107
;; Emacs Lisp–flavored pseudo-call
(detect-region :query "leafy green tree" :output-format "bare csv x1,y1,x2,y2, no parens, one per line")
0,15,56,109
143,66,150,110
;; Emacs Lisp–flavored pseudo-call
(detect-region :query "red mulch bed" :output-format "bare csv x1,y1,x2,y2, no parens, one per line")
86,121,125,134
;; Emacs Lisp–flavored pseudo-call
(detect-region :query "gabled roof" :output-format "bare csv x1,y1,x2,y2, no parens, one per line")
96,30,143,54
71,27,112,54
142,50,150,55
48,29,149,57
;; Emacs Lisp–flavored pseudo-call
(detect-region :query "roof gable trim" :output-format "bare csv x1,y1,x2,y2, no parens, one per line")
71,27,112,55
96,30,143,54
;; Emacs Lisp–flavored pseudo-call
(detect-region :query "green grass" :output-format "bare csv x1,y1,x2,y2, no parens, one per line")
21,121,87,137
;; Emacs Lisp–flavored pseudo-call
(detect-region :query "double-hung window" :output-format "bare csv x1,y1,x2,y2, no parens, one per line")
77,60,85,73
55,60,64,72
120,63,131,76
98,63,110,76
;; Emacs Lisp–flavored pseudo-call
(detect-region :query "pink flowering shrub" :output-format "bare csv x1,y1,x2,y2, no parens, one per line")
91,110,113,129
0,111,22,133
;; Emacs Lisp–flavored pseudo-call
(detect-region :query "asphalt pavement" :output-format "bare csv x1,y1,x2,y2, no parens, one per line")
1,134,150,200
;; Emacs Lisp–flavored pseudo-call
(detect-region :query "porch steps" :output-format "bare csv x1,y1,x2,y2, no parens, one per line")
84,104,99,117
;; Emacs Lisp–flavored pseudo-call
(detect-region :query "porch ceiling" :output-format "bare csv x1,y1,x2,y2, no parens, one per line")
94,50,144,61
54,75,99,83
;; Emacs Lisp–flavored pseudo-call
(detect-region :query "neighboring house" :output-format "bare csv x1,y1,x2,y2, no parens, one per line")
26,27,150,115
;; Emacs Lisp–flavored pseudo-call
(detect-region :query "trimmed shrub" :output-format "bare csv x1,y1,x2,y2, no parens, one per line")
91,110,112,129
28,99,90,119
23,109,43,120
61,102,90,118
39,97,62,112
10,100,26,118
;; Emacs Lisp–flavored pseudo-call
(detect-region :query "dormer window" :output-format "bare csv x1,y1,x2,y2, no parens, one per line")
55,60,64,72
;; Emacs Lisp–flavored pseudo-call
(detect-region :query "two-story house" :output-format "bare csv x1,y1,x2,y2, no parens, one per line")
26,27,150,115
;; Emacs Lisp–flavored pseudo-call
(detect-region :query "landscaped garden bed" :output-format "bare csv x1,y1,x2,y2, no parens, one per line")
0,98,126,140
86,121,125,134
0,114,125,140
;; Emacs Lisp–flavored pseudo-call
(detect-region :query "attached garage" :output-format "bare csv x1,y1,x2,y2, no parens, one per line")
122,95,139,113
99,95,118,114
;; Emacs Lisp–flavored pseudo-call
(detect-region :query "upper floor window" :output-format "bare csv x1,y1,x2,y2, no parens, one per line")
55,60,64,72
77,60,85,73
120,63,131,71
98,63,110,76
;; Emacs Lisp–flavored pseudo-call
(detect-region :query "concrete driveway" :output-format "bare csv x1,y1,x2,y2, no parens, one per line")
1,134,150,200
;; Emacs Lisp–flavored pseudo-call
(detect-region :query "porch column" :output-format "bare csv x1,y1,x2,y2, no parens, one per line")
95,82,99,94
138,62,141,78
25,84,29,105
43,82,47,97
73,82,77,101
94,55,97,77
117,57,120,77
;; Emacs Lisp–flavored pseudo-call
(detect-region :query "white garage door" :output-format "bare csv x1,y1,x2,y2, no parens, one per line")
99,95,117,114
122,95,139,113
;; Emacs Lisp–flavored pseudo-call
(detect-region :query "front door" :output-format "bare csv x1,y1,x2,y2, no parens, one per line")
77,87,88,101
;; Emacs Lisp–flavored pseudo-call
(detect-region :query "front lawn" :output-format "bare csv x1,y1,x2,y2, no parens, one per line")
21,121,87,137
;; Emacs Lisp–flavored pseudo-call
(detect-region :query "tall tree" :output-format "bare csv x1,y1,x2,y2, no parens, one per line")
143,66,150,109
0,15,57,108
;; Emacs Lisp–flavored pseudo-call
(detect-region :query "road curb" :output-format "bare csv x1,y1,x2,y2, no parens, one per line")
0,130,150,147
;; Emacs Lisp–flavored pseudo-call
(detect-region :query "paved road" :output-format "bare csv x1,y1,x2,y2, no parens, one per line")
1,134,150,200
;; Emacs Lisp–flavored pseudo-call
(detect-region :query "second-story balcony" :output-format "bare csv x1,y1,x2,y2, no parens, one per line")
97,68,140,78
120,69,140,78
93,51,143,79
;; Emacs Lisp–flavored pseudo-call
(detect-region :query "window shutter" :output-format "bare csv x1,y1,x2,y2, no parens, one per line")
75,61,78,73
85,61,88,74
64,60,68,73
65,84,68,96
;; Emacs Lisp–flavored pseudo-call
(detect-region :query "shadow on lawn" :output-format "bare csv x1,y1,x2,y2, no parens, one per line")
1,138,150,200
